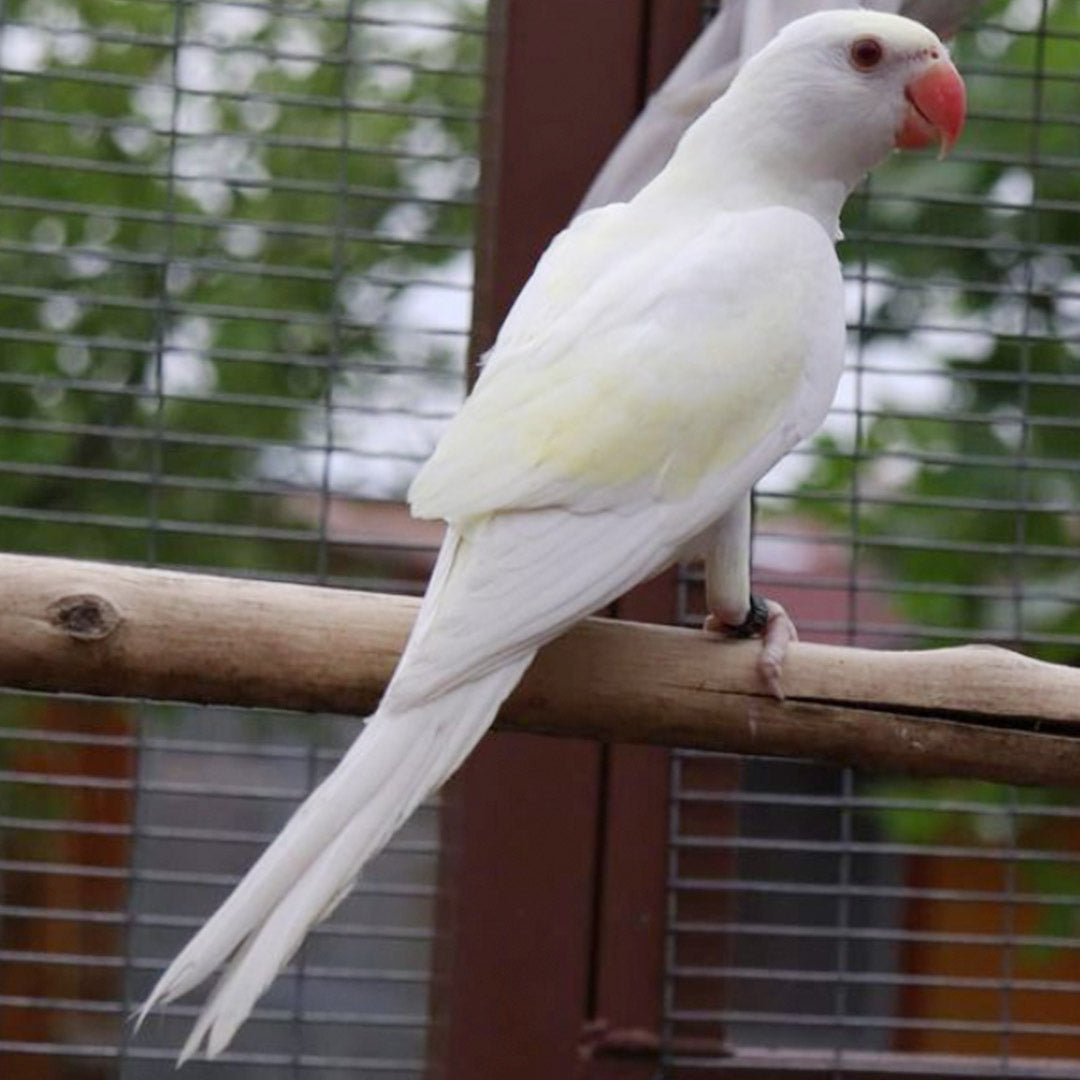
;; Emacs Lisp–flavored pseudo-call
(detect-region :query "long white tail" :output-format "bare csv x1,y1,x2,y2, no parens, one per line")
137,646,533,1061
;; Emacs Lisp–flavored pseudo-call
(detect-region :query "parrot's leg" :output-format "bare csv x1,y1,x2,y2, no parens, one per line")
701,495,797,699
722,595,798,700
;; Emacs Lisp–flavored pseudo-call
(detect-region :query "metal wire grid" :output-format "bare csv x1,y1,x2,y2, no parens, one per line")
0,0,485,1074
1,701,440,1077
2,0,1079,1075
0,0,482,583
664,752,1080,1076
666,2,1080,1075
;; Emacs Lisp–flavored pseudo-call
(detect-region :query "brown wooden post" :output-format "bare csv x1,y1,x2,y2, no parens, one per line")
430,2,704,1078
577,6,705,1077
580,574,678,1080
430,2,657,1077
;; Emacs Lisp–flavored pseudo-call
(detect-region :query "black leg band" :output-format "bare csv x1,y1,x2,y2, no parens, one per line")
725,593,769,639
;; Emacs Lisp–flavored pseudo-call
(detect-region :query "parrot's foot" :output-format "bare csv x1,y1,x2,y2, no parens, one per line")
704,594,797,700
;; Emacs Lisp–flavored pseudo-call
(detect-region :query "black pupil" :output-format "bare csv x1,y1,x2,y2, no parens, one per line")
854,39,882,67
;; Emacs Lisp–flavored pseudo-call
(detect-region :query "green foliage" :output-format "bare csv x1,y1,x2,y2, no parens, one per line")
796,0,1080,661
0,0,484,576
785,0,1080,875
3,1,1078,870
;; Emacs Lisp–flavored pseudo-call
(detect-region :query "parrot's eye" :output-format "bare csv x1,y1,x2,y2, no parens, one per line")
850,37,884,71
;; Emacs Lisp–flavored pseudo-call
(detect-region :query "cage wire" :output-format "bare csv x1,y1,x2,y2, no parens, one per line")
0,0,484,1075
666,0,1080,1076
0,0,1079,1078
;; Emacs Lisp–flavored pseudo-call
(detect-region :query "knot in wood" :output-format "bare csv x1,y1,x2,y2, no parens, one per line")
49,593,122,642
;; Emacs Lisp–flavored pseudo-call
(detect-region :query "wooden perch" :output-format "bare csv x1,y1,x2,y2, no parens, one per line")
1,552,1079,787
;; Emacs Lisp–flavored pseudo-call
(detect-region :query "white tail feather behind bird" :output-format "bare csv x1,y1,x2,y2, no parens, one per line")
137,527,538,1059
140,642,534,1061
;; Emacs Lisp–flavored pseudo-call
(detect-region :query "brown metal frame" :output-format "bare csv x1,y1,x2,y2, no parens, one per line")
430,3,701,1077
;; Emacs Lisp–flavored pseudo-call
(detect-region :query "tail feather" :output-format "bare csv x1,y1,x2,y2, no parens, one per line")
140,650,533,1060
179,766,431,1063
135,718,426,1022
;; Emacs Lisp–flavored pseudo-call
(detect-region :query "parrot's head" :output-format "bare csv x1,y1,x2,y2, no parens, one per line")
720,10,966,194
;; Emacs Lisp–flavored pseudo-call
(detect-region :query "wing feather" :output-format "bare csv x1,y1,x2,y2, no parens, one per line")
409,205,842,523
397,203,845,707
391,411,798,710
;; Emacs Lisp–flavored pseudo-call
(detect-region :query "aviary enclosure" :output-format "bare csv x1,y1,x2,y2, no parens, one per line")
0,0,1077,1076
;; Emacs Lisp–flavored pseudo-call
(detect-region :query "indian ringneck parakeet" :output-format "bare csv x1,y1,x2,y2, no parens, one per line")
139,10,966,1060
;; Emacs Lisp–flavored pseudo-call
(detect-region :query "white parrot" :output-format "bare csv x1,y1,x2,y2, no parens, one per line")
578,0,979,210
138,10,965,1060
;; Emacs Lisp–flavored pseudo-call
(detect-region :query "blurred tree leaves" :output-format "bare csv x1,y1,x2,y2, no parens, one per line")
802,0,1080,663
2,0,1079,869
0,0,484,576
815,0,1080,863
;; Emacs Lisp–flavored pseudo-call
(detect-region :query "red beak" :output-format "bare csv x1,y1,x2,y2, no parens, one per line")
896,58,966,156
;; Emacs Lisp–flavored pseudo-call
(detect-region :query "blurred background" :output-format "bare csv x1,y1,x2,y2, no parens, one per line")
0,0,1077,1077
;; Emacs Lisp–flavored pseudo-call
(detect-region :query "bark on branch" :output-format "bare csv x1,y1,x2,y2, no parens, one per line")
1,552,1079,787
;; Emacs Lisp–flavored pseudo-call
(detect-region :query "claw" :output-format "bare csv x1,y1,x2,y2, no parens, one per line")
705,595,797,700
758,598,797,700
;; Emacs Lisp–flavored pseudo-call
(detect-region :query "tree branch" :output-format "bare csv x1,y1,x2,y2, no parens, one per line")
1,552,1078,787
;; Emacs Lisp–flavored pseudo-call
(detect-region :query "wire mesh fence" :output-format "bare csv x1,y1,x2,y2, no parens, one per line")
0,0,484,1075
0,0,482,582
1,0,1079,1077
666,1,1080,1075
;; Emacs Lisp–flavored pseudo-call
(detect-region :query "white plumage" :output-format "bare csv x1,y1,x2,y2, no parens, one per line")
138,10,964,1060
